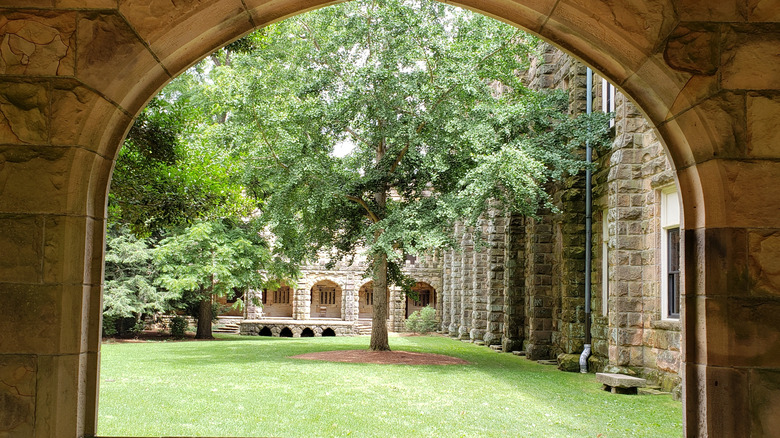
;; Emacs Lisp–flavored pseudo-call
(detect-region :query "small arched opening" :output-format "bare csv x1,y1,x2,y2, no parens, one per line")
321,328,336,337
279,327,293,338
301,327,315,337
310,280,343,319
258,326,273,337
406,282,436,318
263,285,293,318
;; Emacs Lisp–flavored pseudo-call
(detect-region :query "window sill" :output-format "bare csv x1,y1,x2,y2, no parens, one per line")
651,318,681,331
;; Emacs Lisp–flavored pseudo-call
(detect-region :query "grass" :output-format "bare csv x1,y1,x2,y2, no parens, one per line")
98,335,682,437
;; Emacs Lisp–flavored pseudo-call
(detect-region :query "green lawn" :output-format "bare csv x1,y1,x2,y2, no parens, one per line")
98,335,682,437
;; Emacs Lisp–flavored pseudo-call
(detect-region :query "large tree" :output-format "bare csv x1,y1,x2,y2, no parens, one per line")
177,0,609,349
154,218,279,339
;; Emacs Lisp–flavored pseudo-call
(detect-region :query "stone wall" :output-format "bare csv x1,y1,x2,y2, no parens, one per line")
242,250,442,334
438,43,682,393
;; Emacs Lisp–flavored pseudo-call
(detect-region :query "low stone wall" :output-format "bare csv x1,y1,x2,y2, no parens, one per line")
240,319,358,337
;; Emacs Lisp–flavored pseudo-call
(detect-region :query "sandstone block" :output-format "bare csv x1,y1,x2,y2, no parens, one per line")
722,27,780,91
76,12,169,114
0,80,49,144
0,11,76,76
747,94,780,158
0,355,36,436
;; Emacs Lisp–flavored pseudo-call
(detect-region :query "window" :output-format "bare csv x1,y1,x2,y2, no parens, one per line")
413,289,431,307
601,211,609,316
261,288,267,305
274,287,290,304
319,287,336,305
667,228,681,318
365,291,373,306
602,78,616,128
660,188,681,320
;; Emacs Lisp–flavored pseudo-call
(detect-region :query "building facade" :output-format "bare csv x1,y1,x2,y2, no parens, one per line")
438,44,682,393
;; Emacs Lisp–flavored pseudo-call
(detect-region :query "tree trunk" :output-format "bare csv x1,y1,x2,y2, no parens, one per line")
370,251,390,351
195,291,214,339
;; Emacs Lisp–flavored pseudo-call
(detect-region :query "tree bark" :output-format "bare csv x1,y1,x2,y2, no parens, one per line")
195,288,214,339
370,251,390,351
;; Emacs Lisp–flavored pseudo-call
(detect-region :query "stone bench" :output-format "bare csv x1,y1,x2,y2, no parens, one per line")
596,373,647,395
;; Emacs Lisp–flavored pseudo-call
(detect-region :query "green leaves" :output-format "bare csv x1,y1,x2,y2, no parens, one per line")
154,219,274,300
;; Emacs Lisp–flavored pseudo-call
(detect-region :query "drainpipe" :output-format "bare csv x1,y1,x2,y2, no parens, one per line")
580,67,593,373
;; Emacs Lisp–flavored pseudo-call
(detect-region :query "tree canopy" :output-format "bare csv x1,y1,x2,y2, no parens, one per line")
104,0,609,346
187,0,609,349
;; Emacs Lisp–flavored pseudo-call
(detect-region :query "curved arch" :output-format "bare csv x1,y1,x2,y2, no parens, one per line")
301,327,315,337
406,281,436,318
310,279,343,319
279,327,293,337
1,1,778,437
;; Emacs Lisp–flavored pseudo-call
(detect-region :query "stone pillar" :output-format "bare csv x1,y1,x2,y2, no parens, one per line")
246,289,263,319
524,214,555,360
459,226,473,340
388,286,405,332
553,178,587,356
605,123,647,370
343,280,358,321
440,251,451,332
292,288,310,320
485,208,505,346
470,217,488,342
502,213,526,352
448,222,463,337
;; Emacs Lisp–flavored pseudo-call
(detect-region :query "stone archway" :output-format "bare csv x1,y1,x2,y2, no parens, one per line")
406,282,436,318
1,1,779,437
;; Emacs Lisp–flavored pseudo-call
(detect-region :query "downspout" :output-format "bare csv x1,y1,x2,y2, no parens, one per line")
580,67,593,373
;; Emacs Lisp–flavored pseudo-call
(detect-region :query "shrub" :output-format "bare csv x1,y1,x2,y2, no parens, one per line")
170,316,188,338
405,305,439,334
102,314,119,337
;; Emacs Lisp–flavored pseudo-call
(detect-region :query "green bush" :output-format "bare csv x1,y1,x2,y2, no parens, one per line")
102,314,119,337
405,306,439,334
170,316,188,338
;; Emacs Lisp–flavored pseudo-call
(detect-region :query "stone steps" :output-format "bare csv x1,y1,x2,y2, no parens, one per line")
354,321,372,335
213,323,240,334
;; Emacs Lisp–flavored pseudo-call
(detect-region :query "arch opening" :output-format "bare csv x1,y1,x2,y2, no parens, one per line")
7,0,778,436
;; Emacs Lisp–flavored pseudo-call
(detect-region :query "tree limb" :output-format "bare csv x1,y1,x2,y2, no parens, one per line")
345,195,380,223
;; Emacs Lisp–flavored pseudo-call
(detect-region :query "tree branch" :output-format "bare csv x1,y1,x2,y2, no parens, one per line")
345,127,371,147
345,195,380,223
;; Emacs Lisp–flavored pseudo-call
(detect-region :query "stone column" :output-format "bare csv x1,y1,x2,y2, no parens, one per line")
485,208,505,346
470,217,488,342
448,222,463,337
459,226,474,340
502,213,526,352
524,214,555,360
440,251,452,332
292,288,310,320
343,280,358,321
246,289,263,319
553,178,587,356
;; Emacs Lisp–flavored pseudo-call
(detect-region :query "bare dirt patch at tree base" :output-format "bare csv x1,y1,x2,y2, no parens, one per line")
291,349,469,365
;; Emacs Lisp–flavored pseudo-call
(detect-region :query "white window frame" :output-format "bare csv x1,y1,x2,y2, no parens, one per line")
601,210,609,316
660,187,681,320
601,78,616,127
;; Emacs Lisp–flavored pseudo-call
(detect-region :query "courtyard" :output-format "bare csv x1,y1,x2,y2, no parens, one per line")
98,335,681,437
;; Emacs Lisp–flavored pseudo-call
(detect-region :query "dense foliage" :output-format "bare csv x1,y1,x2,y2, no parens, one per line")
103,0,610,344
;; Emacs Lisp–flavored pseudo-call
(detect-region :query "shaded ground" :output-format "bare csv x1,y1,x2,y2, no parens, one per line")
102,330,200,343
291,349,469,365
